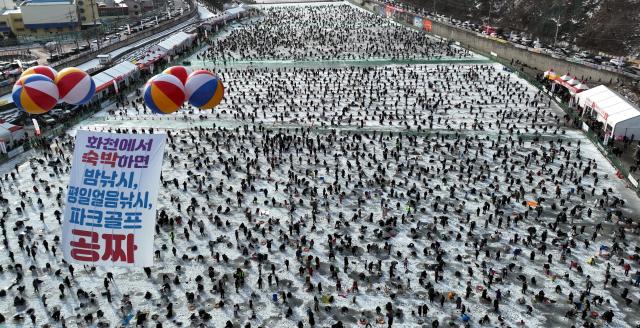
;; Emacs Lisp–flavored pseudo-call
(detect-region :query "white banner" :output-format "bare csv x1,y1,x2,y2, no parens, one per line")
32,118,40,136
62,130,166,267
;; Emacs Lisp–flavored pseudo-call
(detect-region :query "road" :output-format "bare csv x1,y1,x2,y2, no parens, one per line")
0,7,207,108
76,15,200,72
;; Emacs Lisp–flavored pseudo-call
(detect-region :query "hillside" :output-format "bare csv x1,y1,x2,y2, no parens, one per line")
407,0,640,57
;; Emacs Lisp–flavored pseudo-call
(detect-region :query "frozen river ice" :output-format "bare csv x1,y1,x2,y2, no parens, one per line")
0,2,639,328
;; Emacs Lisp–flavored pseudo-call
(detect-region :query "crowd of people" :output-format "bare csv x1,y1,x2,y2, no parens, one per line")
197,4,472,62
218,64,556,132
1,2,640,328
114,64,558,135
1,123,639,327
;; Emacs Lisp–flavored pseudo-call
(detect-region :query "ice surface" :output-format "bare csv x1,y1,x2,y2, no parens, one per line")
0,2,639,328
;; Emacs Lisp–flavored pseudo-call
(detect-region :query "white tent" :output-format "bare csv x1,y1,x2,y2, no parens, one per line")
0,125,11,145
92,72,114,92
567,77,579,86
576,85,640,140
108,61,137,81
93,61,139,93
0,121,25,145
574,82,589,91
156,32,196,54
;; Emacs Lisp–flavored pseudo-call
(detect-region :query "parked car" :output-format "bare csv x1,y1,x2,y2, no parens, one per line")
610,58,625,67
579,50,591,58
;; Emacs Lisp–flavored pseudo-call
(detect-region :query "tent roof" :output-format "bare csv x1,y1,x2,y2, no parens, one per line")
157,32,195,52
104,61,137,79
204,6,246,25
0,128,11,141
553,76,587,95
92,72,113,91
575,83,588,90
92,61,138,92
0,121,21,141
576,85,640,128
226,6,245,15
0,121,20,131
136,49,166,67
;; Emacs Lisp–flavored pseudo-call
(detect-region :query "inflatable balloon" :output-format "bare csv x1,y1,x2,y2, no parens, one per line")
185,70,224,109
163,66,191,86
55,67,96,105
144,74,185,114
12,74,59,114
21,65,57,81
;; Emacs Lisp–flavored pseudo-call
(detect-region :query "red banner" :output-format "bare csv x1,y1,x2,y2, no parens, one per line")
385,5,394,17
423,19,432,32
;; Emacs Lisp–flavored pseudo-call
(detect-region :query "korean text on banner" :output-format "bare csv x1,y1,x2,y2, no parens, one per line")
62,130,166,268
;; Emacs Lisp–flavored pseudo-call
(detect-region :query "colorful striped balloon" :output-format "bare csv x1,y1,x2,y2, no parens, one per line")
185,70,224,109
55,67,95,105
21,65,57,81
144,74,185,114
12,74,59,114
163,66,191,86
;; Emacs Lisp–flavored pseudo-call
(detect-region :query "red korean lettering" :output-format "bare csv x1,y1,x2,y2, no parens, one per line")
101,233,137,263
70,229,100,262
